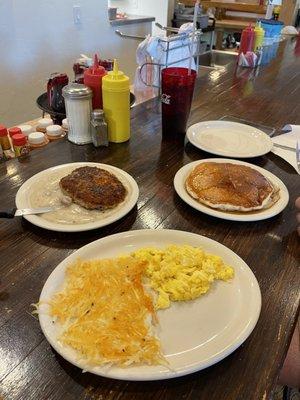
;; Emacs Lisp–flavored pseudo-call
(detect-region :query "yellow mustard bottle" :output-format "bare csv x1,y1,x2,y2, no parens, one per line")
102,59,130,143
254,21,264,51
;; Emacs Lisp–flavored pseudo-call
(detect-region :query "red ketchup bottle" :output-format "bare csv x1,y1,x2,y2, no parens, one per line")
83,54,107,109
239,25,255,54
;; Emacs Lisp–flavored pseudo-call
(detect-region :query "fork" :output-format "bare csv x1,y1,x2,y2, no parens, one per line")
296,140,300,173
273,143,296,152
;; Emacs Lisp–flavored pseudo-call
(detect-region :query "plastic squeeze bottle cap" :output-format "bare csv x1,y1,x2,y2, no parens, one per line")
102,59,129,92
254,21,265,51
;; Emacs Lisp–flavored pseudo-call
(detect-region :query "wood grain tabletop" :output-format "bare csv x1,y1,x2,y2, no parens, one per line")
0,37,299,400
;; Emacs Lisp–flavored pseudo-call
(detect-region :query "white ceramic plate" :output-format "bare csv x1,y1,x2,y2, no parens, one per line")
187,121,273,158
39,229,261,381
15,162,139,232
174,158,289,222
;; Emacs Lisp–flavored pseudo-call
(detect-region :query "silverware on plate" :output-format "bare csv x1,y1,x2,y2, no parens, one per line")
0,206,61,219
296,140,300,173
273,143,296,152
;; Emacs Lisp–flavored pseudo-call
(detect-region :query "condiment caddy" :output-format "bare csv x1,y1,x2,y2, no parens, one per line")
238,18,283,68
238,23,263,67
62,59,130,146
0,56,130,161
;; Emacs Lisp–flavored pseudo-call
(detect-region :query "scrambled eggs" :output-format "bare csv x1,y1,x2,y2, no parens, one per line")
132,245,234,309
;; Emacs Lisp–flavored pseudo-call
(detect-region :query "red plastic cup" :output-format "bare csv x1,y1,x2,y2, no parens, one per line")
161,67,196,141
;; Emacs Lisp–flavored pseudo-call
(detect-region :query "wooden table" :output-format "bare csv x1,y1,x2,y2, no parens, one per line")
1,38,300,400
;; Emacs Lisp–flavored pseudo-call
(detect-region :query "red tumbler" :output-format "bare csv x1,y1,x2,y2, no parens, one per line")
84,54,107,109
161,67,196,140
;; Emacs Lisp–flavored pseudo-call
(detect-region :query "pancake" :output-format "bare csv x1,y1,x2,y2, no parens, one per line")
60,166,127,210
185,162,280,212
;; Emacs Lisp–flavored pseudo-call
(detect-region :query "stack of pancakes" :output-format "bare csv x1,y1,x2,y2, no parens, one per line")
185,162,280,212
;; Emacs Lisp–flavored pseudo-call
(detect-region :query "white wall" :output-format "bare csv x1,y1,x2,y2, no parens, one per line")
0,0,152,126
109,0,175,35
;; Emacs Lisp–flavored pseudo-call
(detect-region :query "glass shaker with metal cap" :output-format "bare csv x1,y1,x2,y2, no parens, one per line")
62,83,92,145
90,109,109,147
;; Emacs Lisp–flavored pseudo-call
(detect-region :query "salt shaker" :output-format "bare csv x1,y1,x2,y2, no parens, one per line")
62,83,93,145
90,109,109,147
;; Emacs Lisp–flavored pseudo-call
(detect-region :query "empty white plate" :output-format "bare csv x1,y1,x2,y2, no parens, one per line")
187,121,273,158
38,229,261,381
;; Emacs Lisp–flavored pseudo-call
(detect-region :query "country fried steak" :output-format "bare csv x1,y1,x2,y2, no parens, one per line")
59,167,127,210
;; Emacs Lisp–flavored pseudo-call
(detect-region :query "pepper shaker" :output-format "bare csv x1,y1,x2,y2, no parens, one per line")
90,109,109,147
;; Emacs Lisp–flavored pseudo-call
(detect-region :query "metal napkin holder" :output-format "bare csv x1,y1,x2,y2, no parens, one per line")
115,23,203,91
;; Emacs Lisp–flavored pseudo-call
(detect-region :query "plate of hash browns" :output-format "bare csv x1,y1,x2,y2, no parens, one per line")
37,229,261,380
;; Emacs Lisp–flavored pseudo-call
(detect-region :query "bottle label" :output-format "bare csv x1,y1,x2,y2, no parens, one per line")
14,145,29,157
161,94,171,105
